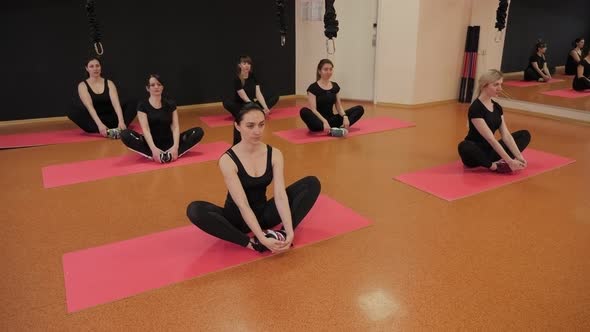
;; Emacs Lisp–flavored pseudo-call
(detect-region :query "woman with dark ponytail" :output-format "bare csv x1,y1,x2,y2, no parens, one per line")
565,38,584,75
572,48,590,92
524,41,552,82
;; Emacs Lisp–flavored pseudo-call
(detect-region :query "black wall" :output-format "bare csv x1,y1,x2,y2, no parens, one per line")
501,0,590,73
0,0,295,121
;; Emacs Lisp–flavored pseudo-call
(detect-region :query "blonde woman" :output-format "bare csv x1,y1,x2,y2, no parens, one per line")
458,70,531,173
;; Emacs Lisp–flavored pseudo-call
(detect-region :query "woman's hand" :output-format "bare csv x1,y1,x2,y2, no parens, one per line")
117,120,127,131
322,120,330,133
507,158,525,171
342,116,350,129
259,236,289,253
151,148,164,163
97,122,108,137
515,155,527,168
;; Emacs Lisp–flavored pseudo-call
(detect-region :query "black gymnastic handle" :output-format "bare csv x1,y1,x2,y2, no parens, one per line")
86,0,104,55
276,0,287,46
324,0,339,40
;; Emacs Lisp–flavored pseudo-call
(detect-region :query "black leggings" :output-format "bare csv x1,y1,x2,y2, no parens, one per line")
68,100,137,133
120,127,204,158
222,96,279,145
299,105,364,132
573,77,590,91
187,176,321,247
457,130,531,168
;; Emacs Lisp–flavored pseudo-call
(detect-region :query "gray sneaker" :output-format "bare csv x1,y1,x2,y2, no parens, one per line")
329,127,348,137
106,128,121,139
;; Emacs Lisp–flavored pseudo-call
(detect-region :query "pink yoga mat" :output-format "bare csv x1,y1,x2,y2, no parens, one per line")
541,88,590,98
42,141,230,188
63,194,371,312
0,125,142,149
0,129,102,148
200,106,301,127
274,117,415,144
394,149,575,201
503,79,564,87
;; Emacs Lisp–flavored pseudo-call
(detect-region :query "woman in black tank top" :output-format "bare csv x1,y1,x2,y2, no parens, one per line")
572,49,590,92
187,103,321,253
565,38,584,75
67,57,137,138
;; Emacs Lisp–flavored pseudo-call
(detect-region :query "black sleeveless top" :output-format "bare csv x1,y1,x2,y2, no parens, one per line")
83,79,115,116
224,145,274,219
565,49,581,75
578,59,590,78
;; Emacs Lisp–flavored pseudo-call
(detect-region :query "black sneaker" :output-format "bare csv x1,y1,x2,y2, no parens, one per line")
495,160,512,174
250,237,269,253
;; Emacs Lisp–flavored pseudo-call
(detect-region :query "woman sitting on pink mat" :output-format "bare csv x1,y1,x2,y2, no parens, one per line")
120,74,204,163
565,37,584,75
458,69,531,173
68,57,137,138
187,103,321,253
572,49,590,92
299,59,364,137
524,41,552,82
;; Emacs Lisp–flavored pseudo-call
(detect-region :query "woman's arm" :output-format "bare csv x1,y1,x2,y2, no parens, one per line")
471,118,513,162
255,85,270,112
531,62,546,77
107,80,125,128
137,112,160,158
335,93,346,116
571,49,581,63
78,82,106,134
271,149,294,241
170,109,180,159
237,89,252,103
498,117,524,162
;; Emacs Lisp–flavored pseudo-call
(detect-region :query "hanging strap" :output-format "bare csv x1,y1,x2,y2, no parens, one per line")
324,0,339,54
494,0,509,32
276,0,287,46
86,0,104,55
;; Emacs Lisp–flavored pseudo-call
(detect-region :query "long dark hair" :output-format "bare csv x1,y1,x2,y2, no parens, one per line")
236,55,253,76
316,59,334,80
572,37,585,48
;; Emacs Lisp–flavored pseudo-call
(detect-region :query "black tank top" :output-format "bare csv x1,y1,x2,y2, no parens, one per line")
224,145,274,219
83,79,115,116
579,59,590,78
565,49,581,75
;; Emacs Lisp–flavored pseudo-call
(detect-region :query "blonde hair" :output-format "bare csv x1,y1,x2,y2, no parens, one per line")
478,69,503,96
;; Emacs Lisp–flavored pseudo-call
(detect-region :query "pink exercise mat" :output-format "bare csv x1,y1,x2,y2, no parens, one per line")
0,129,102,149
42,141,230,188
541,88,590,98
394,149,575,201
200,106,301,127
503,79,564,87
0,125,142,149
273,117,415,144
62,194,372,312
